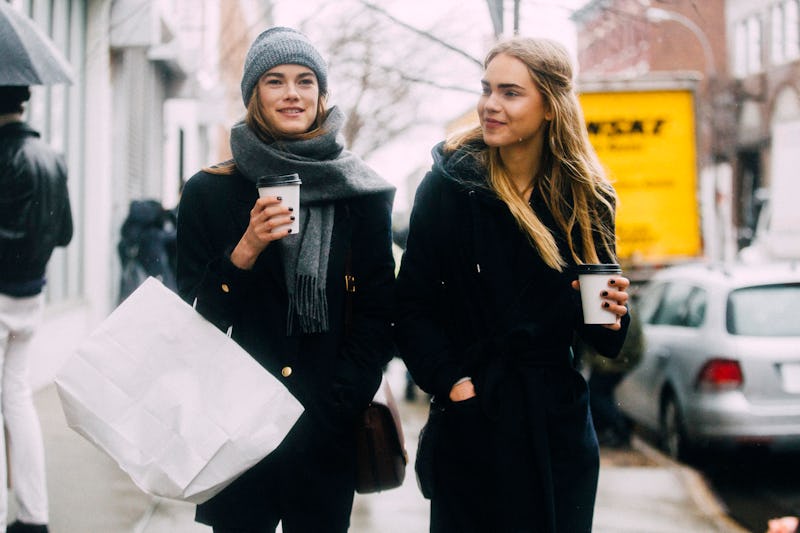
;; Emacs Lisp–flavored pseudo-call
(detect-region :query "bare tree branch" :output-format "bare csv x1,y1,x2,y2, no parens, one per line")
379,66,481,95
358,0,483,67
302,2,482,158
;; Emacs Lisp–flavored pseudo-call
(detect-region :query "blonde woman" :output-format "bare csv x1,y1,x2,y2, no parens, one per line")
395,37,630,532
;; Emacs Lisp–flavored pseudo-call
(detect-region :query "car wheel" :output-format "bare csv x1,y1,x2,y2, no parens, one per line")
661,395,691,460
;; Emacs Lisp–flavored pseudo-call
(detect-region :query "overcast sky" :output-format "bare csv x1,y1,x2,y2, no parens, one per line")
273,0,587,55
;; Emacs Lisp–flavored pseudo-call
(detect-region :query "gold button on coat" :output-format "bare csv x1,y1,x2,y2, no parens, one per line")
281,366,292,377
220,283,230,293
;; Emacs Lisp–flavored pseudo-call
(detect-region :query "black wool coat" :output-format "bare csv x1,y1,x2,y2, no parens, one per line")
177,168,395,529
395,143,630,533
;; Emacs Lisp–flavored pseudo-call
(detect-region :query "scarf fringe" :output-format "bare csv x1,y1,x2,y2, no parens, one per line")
286,275,329,334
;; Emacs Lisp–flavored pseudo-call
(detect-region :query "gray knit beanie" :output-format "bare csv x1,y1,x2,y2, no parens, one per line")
240,27,328,106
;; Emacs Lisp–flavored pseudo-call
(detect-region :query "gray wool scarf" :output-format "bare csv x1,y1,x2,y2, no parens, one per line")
229,106,394,334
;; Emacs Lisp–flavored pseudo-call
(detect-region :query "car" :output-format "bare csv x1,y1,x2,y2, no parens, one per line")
615,261,800,459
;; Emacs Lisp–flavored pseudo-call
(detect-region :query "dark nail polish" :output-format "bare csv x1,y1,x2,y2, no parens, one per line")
277,196,283,201
603,302,610,308
290,215,296,221
609,279,616,285
601,291,608,297
287,228,292,233
288,207,294,212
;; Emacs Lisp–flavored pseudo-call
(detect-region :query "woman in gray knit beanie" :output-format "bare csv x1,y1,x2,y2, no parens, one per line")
176,26,396,533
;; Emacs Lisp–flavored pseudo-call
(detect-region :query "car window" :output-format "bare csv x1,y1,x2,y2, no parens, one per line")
684,287,707,328
651,282,705,328
727,283,800,336
637,282,666,325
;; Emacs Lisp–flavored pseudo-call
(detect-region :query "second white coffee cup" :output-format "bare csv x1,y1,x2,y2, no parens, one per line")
576,263,622,325
257,173,301,234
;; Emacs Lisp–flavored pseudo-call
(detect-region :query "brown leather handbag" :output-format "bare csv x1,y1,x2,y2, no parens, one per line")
345,247,408,493
354,377,408,493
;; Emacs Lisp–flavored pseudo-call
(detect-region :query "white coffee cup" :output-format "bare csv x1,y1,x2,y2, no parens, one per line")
576,264,622,325
257,173,301,234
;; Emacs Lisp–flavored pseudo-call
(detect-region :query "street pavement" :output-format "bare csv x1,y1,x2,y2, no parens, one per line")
15,359,753,532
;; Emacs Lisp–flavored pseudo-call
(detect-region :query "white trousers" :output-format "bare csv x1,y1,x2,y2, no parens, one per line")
0,293,48,528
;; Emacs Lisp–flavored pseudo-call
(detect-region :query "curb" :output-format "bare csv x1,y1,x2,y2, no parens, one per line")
632,437,750,533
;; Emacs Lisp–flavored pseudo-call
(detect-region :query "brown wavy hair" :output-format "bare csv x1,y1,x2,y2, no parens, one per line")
446,37,617,271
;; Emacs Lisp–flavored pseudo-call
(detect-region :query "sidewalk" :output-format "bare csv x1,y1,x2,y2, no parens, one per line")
595,440,748,533
21,359,751,532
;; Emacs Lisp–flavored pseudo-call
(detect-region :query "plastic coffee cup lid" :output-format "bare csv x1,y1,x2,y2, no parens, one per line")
574,263,621,274
256,173,302,187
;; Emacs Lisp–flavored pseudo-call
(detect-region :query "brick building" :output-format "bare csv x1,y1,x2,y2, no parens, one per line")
726,0,800,257
573,0,800,258
573,0,729,159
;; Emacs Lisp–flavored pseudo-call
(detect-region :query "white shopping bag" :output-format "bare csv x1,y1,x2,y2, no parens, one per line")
55,277,303,504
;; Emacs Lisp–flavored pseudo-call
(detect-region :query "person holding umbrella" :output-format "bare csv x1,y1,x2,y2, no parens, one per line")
0,85,73,533
1,4,75,532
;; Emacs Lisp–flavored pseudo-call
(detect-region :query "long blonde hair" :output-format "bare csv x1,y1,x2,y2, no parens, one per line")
446,38,617,271
205,82,328,175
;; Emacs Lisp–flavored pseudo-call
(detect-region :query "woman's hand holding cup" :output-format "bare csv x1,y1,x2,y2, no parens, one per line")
571,269,630,331
231,196,294,270
600,275,630,330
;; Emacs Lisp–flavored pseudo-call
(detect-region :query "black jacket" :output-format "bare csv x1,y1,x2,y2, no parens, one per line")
396,143,628,398
176,168,395,528
0,121,73,291
395,143,629,532
118,199,177,302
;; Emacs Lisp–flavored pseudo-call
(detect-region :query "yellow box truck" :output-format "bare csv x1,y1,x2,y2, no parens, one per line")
578,75,703,279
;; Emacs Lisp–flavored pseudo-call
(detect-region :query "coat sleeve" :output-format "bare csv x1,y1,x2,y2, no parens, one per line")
176,172,257,331
330,192,397,415
394,171,466,399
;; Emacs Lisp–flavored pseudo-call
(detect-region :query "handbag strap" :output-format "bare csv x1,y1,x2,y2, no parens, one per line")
343,202,356,335
344,246,355,335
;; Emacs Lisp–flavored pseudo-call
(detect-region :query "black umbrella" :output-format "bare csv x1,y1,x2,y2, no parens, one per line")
0,2,74,86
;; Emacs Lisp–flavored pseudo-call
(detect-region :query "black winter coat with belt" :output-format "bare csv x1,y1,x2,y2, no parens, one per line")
395,142,630,533
176,168,395,529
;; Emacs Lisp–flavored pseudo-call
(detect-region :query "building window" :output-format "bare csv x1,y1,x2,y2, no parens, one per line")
734,15,764,77
785,0,800,60
771,0,800,64
748,16,763,72
734,21,748,77
772,4,785,63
